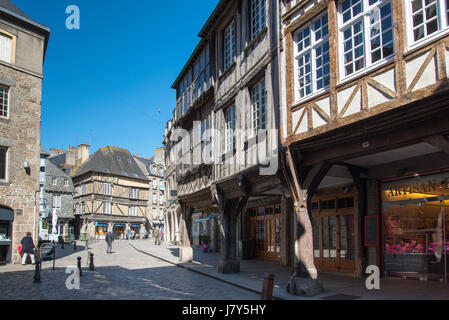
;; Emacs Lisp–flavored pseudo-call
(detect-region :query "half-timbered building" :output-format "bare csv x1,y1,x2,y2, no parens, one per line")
170,0,289,273
71,146,149,241
281,0,449,285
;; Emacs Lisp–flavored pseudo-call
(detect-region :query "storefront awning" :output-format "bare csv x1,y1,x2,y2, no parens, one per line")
114,224,126,227
130,224,141,228
195,213,218,223
0,207,14,221
95,222,108,227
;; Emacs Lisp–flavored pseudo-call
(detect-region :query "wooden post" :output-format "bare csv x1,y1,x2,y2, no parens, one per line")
261,273,275,300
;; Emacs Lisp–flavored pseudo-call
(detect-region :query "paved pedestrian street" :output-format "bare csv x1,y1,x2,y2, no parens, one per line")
0,240,260,300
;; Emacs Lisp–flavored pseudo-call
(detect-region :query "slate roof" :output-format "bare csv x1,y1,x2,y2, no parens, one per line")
48,153,75,175
45,160,75,193
40,144,50,157
71,146,149,181
134,156,164,178
0,0,29,19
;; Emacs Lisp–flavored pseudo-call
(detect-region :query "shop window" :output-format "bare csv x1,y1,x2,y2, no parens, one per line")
313,217,320,258
320,199,335,210
257,207,265,216
311,202,319,210
338,197,354,209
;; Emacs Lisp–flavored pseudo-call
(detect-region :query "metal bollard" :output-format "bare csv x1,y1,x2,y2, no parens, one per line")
73,241,76,250
89,253,95,271
261,273,275,300
61,240,64,250
33,260,41,283
77,256,82,277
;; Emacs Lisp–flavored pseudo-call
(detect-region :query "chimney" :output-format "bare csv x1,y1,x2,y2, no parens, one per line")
77,143,90,165
153,148,165,165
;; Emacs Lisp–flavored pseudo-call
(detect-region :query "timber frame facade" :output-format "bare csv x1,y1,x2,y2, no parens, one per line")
71,147,149,241
170,0,291,273
281,0,449,283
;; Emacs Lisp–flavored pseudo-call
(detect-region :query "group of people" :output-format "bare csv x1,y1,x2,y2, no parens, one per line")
18,227,165,264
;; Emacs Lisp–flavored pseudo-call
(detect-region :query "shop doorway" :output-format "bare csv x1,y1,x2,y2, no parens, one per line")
383,197,448,282
311,195,356,273
113,224,126,240
249,204,281,262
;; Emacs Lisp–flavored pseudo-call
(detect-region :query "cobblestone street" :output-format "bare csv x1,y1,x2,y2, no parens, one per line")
0,240,260,300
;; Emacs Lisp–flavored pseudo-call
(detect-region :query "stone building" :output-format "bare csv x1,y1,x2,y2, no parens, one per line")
71,146,149,240
163,117,181,245
134,148,166,235
42,160,75,242
280,0,449,290
169,0,286,273
0,1,49,264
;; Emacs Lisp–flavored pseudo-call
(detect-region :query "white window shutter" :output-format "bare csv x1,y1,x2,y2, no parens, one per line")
0,34,12,63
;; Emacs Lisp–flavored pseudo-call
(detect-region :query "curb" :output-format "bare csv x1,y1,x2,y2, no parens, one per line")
129,243,283,300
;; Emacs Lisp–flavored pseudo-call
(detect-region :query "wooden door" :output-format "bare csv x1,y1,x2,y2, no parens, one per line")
312,195,356,273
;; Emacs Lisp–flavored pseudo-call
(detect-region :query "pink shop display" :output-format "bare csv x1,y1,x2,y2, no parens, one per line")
386,241,449,254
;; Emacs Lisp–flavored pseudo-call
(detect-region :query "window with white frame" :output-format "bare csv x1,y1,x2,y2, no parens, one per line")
0,86,9,119
179,72,192,116
129,206,137,216
251,79,266,136
224,21,236,70
152,194,157,204
160,209,164,219
0,147,5,181
104,182,111,195
193,45,211,101
52,178,57,186
250,0,266,39
64,179,69,187
339,0,394,77
159,195,164,205
80,183,85,195
52,195,61,209
75,203,80,215
130,188,138,199
224,105,236,153
0,33,12,63
81,202,85,214
294,14,330,100
407,0,449,44
152,179,157,189
104,202,111,214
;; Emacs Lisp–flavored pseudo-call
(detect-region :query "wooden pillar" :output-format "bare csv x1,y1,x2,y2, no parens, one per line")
218,199,240,273
179,202,193,262
285,150,324,296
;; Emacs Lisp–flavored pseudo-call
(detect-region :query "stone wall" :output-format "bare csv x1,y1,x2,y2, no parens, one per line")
0,65,43,263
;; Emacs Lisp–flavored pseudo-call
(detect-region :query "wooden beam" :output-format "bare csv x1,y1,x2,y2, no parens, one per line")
424,135,449,156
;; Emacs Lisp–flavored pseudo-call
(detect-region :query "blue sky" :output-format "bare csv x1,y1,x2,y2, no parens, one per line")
13,0,219,157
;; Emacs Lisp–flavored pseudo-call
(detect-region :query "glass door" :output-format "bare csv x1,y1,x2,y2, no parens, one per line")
383,199,448,282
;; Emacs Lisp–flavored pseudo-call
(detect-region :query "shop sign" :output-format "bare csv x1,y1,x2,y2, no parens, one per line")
383,173,449,200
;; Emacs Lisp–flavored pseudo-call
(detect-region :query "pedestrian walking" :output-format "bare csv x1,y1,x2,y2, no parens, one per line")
20,232,36,265
131,229,135,240
143,229,148,240
154,227,161,245
106,231,114,254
